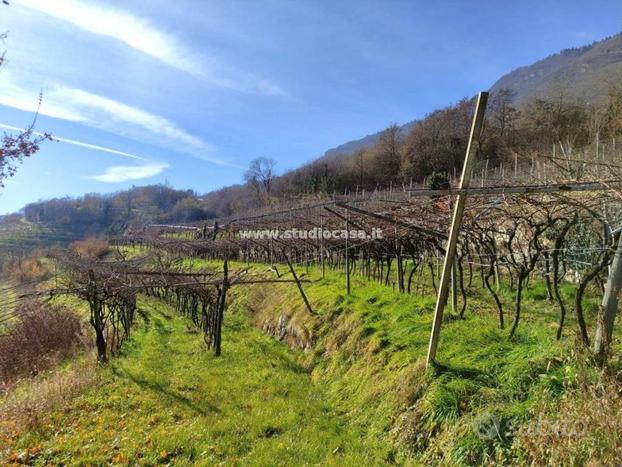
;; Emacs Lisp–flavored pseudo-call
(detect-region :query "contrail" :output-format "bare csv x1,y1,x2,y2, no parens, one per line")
0,123,148,161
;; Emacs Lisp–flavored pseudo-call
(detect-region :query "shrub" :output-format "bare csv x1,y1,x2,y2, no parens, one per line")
426,171,450,190
0,301,86,385
3,255,49,283
71,237,109,260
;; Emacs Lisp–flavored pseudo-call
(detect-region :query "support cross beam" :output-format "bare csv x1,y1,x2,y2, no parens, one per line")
334,202,447,240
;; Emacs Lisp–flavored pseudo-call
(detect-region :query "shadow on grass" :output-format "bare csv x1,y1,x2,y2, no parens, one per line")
432,361,494,386
250,338,311,375
111,365,220,416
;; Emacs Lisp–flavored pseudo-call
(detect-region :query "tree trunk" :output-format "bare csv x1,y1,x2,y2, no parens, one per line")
509,273,526,338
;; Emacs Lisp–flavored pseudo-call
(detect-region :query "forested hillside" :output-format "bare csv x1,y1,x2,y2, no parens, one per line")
7,32,622,238
490,33,622,105
19,186,212,236
12,81,622,237
321,33,622,159
199,83,622,217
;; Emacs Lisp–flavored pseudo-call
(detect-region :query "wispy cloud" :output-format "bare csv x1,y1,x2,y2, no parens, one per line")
19,0,205,78
1,121,170,184
52,87,212,151
0,123,147,161
18,0,287,96
51,135,148,161
88,162,170,183
0,72,241,166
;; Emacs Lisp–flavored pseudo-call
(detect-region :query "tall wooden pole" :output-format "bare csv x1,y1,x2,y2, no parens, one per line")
594,232,622,360
426,92,488,368
320,216,325,279
345,209,351,295
451,259,458,313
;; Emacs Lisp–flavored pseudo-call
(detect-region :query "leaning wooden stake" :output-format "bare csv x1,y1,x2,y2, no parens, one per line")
451,259,458,313
286,255,315,315
594,231,622,361
426,91,489,368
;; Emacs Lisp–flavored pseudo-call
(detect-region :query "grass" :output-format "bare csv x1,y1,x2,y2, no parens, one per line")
0,217,84,262
0,283,16,333
0,251,610,465
182,257,604,464
1,296,385,465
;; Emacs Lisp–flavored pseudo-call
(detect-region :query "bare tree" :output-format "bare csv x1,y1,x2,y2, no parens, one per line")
372,124,402,182
351,148,368,188
488,88,519,139
244,157,276,196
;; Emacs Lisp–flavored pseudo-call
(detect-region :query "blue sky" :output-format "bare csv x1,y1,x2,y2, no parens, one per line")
0,0,621,214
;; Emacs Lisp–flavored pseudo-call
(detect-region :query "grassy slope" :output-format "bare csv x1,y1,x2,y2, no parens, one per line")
0,285,16,333
189,259,601,465
0,217,83,259
2,296,382,465
1,255,604,465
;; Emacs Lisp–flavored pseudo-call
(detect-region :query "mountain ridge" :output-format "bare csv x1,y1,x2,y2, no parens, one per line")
325,32,622,158
490,32,622,104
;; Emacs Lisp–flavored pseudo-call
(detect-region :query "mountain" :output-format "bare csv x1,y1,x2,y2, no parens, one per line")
326,33,622,158
323,120,417,158
10,33,622,224
490,32,622,105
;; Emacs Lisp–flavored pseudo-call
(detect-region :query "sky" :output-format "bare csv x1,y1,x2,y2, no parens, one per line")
0,0,621,214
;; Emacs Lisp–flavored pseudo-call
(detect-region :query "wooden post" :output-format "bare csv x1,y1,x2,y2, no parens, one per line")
594,232,622,360
426,91,488,367
320,216,325,279
286,255,315,315
451,259,458,313
345,209,351,295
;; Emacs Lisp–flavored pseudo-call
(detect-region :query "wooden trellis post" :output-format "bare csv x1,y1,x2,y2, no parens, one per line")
426,91,488,368
451,259,458,313
320,215,326,279
594,230,622,360
345,209,351,295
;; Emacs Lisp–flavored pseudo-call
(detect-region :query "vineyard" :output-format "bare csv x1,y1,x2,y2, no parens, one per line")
2,93,622,464
107,94,622,366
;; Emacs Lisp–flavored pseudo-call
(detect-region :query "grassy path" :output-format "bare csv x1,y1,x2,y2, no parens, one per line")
6,296,384,465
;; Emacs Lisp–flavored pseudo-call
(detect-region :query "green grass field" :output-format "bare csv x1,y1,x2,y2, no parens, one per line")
0,255,608,465
2,295,385,465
